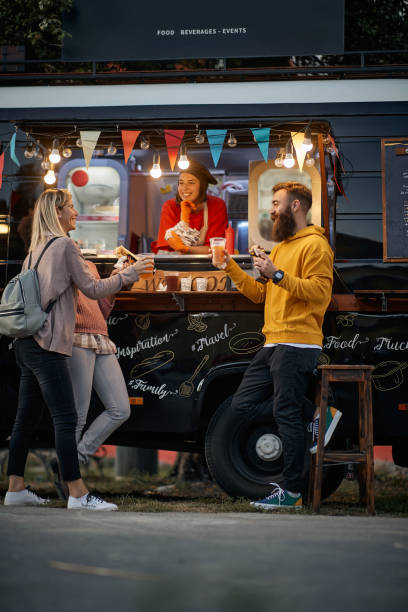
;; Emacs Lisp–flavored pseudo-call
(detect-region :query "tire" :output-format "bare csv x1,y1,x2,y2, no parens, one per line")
205,394,343,500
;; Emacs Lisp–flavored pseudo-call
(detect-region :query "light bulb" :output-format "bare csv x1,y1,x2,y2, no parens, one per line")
305,154,315,167
195,130,205,145
283,140,296,168
49,139,61,164
301,126,313,152
227,133,237,148
41,159,50,171
76,137,82,147
178,155,189,170
24,143,35,159
150,154,162,178
177,143,189,170
44,169,56,185
62,146,72,158
274,148,284,167
35,143,43,160
107,142,117,155
283,154,295,169
140,136,150,150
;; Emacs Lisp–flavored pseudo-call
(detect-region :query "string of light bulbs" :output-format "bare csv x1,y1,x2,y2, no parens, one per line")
6,122,334,184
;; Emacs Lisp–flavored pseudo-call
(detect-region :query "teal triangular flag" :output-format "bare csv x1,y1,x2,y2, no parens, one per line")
10,133,21,167
251,128,270,162
206,130,227,167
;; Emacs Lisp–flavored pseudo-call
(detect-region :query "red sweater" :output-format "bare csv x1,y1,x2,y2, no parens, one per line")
154,195,228,252
74,261,115,335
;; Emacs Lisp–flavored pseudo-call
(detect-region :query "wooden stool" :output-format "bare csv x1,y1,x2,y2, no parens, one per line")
310,364,375,515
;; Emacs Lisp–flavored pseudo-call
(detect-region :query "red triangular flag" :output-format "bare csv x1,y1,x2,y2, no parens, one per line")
121,130,141,164
164,129,185,171
0,152,4,190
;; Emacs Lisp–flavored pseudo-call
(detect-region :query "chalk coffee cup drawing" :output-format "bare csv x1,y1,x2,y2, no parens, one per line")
180,277,192,291
164,272,179,291
372,361,407,391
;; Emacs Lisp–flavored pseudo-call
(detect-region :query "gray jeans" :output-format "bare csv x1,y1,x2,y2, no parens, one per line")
70,346,131,463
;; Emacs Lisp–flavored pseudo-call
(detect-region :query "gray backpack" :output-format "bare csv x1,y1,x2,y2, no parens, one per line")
0,237,60,338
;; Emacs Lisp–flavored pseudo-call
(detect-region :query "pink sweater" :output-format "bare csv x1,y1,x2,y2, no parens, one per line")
75,261,115,335
23,236,140,356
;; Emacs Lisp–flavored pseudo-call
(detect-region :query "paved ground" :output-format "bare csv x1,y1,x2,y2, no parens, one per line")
1,507,407,612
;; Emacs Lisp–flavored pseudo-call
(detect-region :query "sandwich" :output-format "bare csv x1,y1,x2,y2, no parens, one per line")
113,245,138,269
114,245,138,262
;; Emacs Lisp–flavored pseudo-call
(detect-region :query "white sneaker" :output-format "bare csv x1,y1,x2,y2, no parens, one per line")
4,486,49,506
67,493,118,511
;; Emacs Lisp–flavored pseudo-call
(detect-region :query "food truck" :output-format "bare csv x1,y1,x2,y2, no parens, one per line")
1,75,408,501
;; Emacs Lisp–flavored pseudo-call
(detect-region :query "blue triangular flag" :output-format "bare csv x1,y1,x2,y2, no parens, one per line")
206,130,227,167
10,132,20,167
251,128,270,162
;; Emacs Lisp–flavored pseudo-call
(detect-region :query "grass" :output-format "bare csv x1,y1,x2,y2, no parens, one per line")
1,452,407,516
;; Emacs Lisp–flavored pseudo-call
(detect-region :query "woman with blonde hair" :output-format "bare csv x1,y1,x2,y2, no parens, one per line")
4,189,152,511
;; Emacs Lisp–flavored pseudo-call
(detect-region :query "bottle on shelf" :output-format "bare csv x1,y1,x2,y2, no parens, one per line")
225,224,235,255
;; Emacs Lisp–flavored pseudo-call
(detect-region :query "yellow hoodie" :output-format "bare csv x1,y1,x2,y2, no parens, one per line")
226,226,333,346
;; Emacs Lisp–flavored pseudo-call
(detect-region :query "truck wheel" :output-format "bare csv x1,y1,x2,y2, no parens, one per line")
392,440,408,467
205,395,343,500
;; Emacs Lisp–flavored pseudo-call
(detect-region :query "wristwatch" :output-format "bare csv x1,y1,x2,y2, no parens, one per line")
272,269,284,284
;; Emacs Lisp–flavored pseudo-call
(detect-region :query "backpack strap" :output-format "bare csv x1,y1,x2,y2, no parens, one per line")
32,236,60,270
28,236,61,314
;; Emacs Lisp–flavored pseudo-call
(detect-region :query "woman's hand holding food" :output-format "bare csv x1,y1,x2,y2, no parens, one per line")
119,255,154,283
167,232,190,253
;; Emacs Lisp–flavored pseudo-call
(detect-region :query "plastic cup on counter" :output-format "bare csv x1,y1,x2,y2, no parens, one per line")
164,272,179,291
180,276,192,291
138,253,155,279
210,237,226,267
195,277,208,292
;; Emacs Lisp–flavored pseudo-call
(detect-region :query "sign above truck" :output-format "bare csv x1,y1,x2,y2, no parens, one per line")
62,0,344,62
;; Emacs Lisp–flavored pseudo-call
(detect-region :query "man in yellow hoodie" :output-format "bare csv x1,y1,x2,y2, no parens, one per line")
217,181,336,510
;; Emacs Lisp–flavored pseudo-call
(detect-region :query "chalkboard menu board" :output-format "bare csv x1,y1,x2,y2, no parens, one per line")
382,138,408,262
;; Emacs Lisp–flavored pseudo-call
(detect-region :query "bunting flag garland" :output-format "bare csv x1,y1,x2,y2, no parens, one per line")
80,130,101,169
206,129,227,167
291,131,307,173
121,130,141,164
164,129,185,170
251,128,270,162
10,133,20,168
0,152,4,190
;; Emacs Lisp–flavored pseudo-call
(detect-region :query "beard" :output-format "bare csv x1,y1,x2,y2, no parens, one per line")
271,205,296,242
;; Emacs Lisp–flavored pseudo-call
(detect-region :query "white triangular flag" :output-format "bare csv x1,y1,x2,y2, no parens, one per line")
80,131,101,169
291,131,307,173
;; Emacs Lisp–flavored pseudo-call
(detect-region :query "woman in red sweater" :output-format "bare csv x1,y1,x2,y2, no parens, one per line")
153,160,228,254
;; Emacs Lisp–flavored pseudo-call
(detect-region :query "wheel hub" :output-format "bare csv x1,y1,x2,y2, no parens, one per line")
255,433,282,461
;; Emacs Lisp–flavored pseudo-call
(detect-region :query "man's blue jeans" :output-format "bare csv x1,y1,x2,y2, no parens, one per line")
231,345,320,493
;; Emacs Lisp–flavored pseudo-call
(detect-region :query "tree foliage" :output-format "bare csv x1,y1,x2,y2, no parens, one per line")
345,0,408,50
0,0,73,59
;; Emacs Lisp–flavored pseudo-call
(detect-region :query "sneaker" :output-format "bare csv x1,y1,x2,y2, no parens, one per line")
4,486,49,506
67,492,118,511
50,458,69,501
250,483,302,510
310,406,342,454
